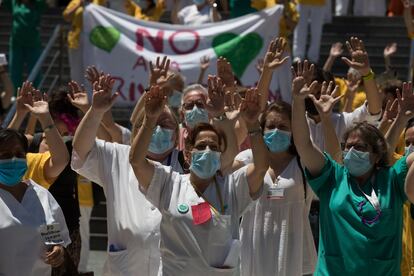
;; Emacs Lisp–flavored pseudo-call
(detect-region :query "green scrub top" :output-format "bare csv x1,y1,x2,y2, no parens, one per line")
305,153,408,276
3,0,45,47
229,0,257,18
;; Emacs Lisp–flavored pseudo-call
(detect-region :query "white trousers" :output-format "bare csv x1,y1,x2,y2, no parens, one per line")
293,4,325,63
78,206,92,272
335,0,349,15
353,0,386,16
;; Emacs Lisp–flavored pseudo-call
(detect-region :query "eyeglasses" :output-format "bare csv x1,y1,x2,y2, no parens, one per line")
183,101,205,110
357,200,381,225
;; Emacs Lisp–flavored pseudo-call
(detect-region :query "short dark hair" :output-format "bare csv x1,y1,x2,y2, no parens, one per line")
343,122,388,168
260,101,297,155
185,123,227,153
48,85,80,120
0,129,28,153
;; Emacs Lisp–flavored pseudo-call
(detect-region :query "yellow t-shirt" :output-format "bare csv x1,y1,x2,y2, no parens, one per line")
335,77,366,112
297,0,325,5
24,152,54,189
63,0,106,49
402,202,414,276
77,175,94,207
125,0,165,21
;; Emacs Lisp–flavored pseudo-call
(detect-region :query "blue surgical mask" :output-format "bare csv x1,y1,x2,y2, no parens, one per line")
190,149,221,179
406,145,414,156
148,125,175,155
168,91,182,108
343,147,373,177
193,0,204,5
185,106,209,129
0,158,28,186
263,129,291,153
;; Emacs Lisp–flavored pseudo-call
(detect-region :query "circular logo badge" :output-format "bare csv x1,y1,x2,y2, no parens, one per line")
177,203,189,214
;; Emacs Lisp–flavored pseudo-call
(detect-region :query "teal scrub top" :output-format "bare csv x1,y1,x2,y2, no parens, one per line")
3,0,45,47
229,0,257,18
305,153,408,276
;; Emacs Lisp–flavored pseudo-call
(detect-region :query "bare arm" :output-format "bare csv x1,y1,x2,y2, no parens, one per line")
197,56,210,84
291,64,325,176
8,81,33,130
342,37,381,115
384,43,397,72
323,42,343,73
73,75,119,161
258,37,289,111
403,0,414,36
170,0,180,24
25,114,37,135
101,110,123,143
129,86,166,191
310,81,343,163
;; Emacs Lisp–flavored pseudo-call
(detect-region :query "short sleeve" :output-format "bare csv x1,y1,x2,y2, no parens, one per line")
230,166,255,216
24,152,53,189
343,102,381,129
234,149,253,165
177,8,185,23
71,139,113,188
145,162,175,210
304,152,336,196
392,155,409,202
47,188,72,247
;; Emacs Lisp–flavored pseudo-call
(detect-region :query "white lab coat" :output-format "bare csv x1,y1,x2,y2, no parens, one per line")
71,139,184,276
0,180,71,276
236,151,317,276
145,163,256,275
308,102,381,151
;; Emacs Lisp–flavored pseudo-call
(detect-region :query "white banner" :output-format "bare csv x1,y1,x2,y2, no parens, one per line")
83,4,283,107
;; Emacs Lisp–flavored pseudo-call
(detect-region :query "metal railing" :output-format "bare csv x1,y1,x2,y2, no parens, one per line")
2,24,66,128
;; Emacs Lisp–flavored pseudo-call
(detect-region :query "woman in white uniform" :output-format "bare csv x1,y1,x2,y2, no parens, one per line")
234,101,317,276
0,129,71,276
72,74,185,275
129,84,269,275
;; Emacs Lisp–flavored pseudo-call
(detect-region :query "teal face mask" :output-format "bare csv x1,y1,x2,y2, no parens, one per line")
168,91,182,108
343,147,373,177
0,158,28,186
184,106,209,129
148,125,175,155
190,149,221,179
263,128,291,153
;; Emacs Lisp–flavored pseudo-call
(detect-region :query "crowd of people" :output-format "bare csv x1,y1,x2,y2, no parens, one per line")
3,0,414,276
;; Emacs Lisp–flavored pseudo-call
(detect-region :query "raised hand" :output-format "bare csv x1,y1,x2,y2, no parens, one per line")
402,0,411,8
329,42,343,58
342,37,371,76
384,42,397,58
291,61,318,99
67,80,89,112
16,81,35,114
206,75,225,117
85,66,103,85
239,88,261,125
308,81,342,117
217,57,235,89
149,56,170,86
91,74,119,113
396,82,414,119
200,55,210,71
24,89,50,117
144,85,167,121
263,37,289,71
382,98,398,123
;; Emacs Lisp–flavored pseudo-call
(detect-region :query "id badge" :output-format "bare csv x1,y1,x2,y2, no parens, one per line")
267,187,285,199
39,223,64,246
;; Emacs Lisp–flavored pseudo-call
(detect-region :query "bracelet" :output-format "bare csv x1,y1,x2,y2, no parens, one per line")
362,70,375,81
247,128,262,137
43,124,55,133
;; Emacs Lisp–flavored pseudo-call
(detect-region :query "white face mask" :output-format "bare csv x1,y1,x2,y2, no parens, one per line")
406,145,414,156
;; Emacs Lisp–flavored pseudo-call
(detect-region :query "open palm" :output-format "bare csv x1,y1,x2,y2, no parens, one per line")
145,85,167,120
309,81,342,116
240,88,261,124
206,75,225,117
263,37,289,70
92,75,118,113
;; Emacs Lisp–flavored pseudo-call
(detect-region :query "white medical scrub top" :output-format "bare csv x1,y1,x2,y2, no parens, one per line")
145,163,257,276
236,150,317,276
0,180,71,276
71,139,184,276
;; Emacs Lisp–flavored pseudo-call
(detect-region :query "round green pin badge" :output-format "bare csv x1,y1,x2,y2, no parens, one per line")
177,203,189,214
